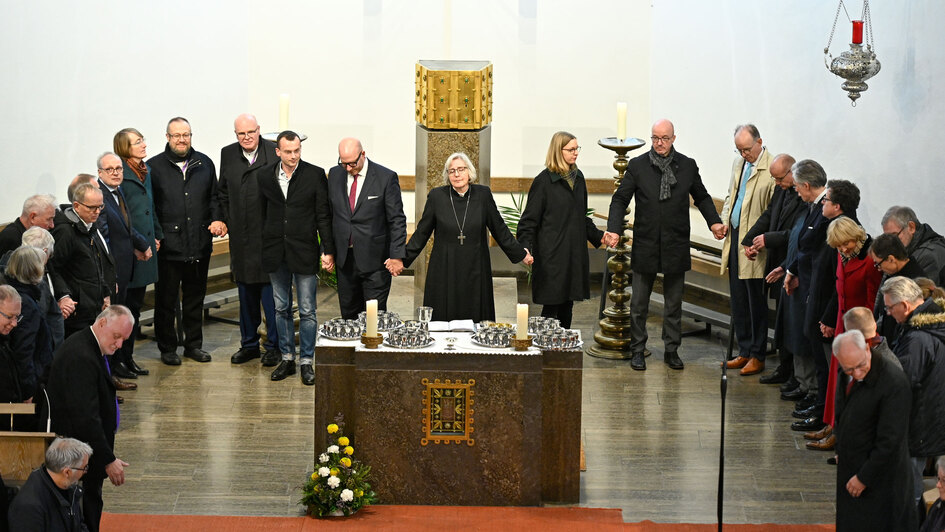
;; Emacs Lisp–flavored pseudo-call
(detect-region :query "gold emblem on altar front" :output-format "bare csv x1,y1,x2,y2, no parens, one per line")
421,378,475,446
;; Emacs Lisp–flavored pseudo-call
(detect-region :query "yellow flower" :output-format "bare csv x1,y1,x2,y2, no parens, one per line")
310,472,318,481
355,489,364,497
340,457,352,467
338,436,350,446
327,424,339,434
343,446,354,455
330,468,340,476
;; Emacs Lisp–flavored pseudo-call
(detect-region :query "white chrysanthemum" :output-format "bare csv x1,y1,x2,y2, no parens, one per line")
327,476,341,488
318,467,330,477
340,489,354,502
327,445,340,454
318,453,329,463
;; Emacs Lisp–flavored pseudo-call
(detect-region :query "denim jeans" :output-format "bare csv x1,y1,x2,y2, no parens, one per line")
269,263,318,361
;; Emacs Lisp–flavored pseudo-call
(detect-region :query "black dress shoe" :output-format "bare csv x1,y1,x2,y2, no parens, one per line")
231,347,261,364
261,350,281,367
116,395,124,405
759,366,791,384
161,351,182,366
795,393,818,410
630,351,646,371
791,416,826,432
779,376,800,393
664,351,684,370
184,348,211,362
781,387,806,401
792,404,824,419
129,359,149,376
113,362,138,379
300,364,315,386
271,359,296,381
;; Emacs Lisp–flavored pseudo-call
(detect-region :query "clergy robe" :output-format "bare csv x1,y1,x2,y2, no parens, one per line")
404,184,526,322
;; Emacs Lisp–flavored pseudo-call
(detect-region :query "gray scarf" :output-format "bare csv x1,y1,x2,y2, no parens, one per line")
648,147,677,201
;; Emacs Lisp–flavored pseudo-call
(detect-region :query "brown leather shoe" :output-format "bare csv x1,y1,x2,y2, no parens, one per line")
804,424,833,441
112,376,138,391
806,433,835,451
724,356,750,369
740,358,765,376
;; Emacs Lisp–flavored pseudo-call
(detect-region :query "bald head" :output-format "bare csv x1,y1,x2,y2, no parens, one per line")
338,137,365,176
650,119,676,157
234,113,261,152
842,307,877,338
770,154,796,189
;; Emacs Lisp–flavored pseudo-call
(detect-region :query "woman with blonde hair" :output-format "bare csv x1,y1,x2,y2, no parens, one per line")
517,131,605,328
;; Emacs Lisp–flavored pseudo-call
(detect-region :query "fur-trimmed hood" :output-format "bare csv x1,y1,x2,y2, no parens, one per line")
906,297,945,331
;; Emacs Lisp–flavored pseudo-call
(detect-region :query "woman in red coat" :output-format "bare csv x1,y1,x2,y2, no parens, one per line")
808,217,882,450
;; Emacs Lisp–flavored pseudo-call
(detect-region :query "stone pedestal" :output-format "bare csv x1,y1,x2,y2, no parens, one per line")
314,338,581,505
413,125,491,301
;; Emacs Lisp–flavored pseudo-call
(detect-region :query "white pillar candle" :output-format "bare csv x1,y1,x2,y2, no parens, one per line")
366,299,378,337
616,102,628,141
278,94,290,131
516,303,528,340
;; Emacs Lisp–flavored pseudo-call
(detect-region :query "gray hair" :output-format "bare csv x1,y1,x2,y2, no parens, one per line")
21,226,55,258
96,151,120,169
96,304,134,324
0,285,21,306
938,456,945,475
881,205,920,230
792,159,827,188
734,124,761,141
73,183,101,204
45,437,93,473
832,329,867,355
21,194,57,217
441,152,478,183
879,276,924,305
5,246,47,285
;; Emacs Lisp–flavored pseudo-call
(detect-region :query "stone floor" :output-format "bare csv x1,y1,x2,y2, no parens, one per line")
104,276,836,524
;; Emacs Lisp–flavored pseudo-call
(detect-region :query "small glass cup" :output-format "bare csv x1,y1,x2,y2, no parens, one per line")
417,306,433,323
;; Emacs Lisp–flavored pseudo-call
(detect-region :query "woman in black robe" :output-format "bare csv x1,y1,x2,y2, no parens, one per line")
517,131,605,328
404,153,532,322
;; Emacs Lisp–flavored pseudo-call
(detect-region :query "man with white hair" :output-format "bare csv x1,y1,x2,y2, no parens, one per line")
20,226,64,349
7,437,93,531
0,194,57,256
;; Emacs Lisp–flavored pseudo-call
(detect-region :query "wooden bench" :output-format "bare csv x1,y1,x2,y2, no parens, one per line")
0,404,55,486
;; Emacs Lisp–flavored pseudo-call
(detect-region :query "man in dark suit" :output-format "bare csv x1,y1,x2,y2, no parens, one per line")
46,305,133,532
96,152,151,380
258,131,335,385
603,119,725,371
327,138,407,318
0,194,57,256
742,153,806,384
216,114,280,366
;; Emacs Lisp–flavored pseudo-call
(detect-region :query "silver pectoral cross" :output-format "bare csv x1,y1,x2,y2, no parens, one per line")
457,233,465,245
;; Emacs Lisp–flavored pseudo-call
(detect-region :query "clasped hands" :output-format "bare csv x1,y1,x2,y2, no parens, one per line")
384,258,404,277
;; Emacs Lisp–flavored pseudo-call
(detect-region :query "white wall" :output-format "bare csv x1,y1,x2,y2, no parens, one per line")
1,0,941,235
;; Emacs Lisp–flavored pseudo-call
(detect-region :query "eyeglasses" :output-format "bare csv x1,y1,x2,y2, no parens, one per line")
883,300,904,312
0,309,22,322
841,357,869,375
447,166,468,175
873,256,890,271
338,152,363,168
99,167,123,175
771,171,790,182
235,127,259,139
651,136,673,144
562,146,581,154
937,474,945,484
70,465,89,473
131,137,145,146
168,133,192,141
77,202,105,212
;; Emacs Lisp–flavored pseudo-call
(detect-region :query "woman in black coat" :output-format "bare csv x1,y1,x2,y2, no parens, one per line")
404,153,532,322
517,131,604,328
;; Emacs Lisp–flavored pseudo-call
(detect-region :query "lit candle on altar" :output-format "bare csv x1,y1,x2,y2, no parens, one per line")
516,304,528,340
366,299,378,337
278,94,290,131
852,20,864,44
616,102,628,141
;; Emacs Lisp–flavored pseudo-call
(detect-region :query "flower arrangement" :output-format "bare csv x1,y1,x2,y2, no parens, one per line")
300,419,376,517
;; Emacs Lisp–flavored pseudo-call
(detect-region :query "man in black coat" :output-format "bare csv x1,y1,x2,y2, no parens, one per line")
882,205,945,286
258,131,334,386
49,184,115,338
327,137,407,318
742,154,806,384
148,117,224,365
0,194,57,256
216,114,280,366
7,437,93,532
96,152,151,379
46,305,133,532
603,119,725,371
0,286,23,414
832,329,915,532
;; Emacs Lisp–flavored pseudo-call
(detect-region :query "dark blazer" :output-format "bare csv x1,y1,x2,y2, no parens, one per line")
218,139,278,284
606,149,721,275
258,160,335,275
741,185,806,298
7,467,88,532
47,327,117,480
787,198,835,333
147,145,220,261
49,209,116,329
97,180,149,297
327,159,407,271
0,218,26,257
120,160,163,288
2,279,52,403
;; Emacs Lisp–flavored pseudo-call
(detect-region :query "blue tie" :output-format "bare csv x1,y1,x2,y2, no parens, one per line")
731,162,752,229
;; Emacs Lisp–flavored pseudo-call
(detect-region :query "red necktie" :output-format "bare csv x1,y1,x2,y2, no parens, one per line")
845,378,855,396
349,174,358,212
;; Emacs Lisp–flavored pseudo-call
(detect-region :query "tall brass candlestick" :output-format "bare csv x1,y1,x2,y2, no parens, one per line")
586,136,645,360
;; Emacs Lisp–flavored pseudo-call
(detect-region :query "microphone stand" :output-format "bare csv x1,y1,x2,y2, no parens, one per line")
718,313,735,532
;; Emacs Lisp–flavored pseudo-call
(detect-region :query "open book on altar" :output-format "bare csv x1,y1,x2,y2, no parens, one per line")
427,319,476,332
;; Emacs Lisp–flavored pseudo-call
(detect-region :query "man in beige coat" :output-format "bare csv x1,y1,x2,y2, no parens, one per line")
721,124,776,375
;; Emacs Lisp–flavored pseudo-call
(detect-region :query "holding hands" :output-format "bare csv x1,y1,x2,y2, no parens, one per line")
783,271,798,295
320,254,335,273
765,266,785,284
522,248,534,266
208,220,228,237
711,223,727,240
385,258,404,277
602,231,620,248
